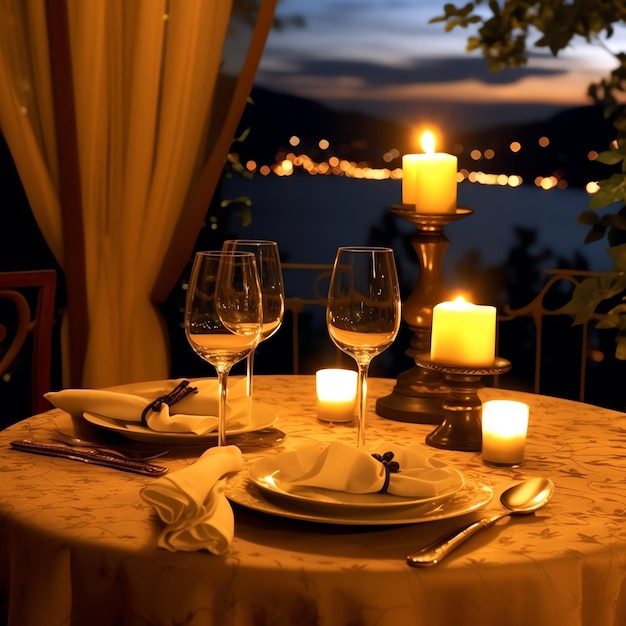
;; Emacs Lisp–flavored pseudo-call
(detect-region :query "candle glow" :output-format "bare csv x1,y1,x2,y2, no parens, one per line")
482,400,530,466
402,129,458,214
430,296,496,367
315,369,357,423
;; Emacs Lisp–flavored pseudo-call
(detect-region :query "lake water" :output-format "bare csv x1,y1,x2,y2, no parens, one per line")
218,174,626,410
222,174,612,282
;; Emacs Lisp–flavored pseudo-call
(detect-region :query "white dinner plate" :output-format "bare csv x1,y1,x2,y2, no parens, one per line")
82,401,277,444
247,446,465,511
226,470,493,526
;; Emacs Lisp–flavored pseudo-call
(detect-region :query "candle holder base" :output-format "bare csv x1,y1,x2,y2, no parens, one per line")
375,205,473,425
414,354,511,451
375,367,448,425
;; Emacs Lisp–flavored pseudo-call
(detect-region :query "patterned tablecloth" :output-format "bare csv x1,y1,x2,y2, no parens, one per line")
1,375,625,626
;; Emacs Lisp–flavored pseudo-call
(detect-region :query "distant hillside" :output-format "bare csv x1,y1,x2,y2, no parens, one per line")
236,86,411,166
454,105,617,189
235,86,618,189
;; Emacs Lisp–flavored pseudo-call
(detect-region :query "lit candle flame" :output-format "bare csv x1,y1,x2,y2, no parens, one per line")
421,130,436,154
448,294,472,310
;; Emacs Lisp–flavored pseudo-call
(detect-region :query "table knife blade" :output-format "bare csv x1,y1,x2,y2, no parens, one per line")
10,439,168,476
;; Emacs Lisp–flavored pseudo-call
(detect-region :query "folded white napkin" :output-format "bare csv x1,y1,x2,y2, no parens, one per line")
284,442,463,498
44,378,251,435
140,445,243,553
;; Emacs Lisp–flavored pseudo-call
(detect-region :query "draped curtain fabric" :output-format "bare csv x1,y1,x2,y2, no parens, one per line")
0,0,276,388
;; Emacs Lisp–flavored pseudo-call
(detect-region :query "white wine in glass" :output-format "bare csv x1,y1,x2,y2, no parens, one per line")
185,251,262,446
222,240,285,396
326,246,401,448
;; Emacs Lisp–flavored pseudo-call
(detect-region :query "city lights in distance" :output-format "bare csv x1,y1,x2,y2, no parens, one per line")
586,181,601,194
230,126,606,195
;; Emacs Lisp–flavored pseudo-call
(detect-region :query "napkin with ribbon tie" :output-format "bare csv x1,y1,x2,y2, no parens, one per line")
44,378,251,435
140,445,243,553
284,441,463,498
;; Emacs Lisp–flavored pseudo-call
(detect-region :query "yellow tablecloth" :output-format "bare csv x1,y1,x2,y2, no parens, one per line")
1,375,625,626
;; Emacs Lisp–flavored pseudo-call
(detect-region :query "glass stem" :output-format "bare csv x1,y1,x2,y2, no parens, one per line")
216,367,232,446
356,360,370,449
246,349,255,397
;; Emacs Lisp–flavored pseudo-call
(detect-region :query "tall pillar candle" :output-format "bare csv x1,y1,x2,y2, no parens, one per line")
430,297,496,367
402,130,457,214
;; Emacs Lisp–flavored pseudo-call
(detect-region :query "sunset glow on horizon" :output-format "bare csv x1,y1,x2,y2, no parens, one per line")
257,1,626,131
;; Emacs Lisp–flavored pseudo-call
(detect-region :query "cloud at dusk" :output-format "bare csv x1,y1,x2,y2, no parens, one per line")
257,0,626,132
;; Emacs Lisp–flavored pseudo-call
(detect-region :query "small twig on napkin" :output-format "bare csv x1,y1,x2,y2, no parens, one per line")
141,380,198,425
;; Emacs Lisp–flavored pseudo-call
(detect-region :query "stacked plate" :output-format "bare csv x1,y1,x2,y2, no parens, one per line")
78,380,277,445
82,406,277,444
226,447,493,526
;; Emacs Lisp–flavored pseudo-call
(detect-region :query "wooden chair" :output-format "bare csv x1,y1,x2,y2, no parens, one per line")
0,270,57,417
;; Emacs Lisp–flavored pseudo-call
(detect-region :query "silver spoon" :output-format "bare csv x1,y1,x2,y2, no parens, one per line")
406,476,555,567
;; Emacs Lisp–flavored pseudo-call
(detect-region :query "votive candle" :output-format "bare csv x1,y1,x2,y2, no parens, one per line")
430,297,496,367
481,400,530,466
402,130,457,214
316,369,357,422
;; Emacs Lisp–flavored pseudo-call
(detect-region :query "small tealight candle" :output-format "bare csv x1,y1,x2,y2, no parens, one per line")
481,400,530,466
316,369,357,423
402,130,458,214
430,296,496,367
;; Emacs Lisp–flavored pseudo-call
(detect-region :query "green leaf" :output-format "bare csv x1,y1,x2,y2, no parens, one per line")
584,223,607,244
467,36,481,51
595,149,626,165
607,244,626,271
561,275,626,323
577,210,599,225
596,312,622,329
235,206,253,228
234,127,251,144
605,213,626,231
220,195,252,210
615,336,626,360
589,174,626,209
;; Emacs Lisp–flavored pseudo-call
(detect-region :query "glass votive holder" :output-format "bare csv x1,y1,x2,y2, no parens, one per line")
315,368,357,423
481,399,529,467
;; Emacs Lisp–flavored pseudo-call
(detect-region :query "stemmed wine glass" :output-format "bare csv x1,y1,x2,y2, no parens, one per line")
222,240,285,396
326,247,401,448
185,251,262,446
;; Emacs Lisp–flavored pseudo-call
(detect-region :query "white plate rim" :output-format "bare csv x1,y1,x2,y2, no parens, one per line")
225,470,493,526
247,446,465,511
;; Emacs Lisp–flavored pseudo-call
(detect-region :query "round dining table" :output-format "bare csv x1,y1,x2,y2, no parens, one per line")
0,374,625,626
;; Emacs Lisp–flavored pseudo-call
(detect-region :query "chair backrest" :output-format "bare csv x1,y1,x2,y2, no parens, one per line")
281,263,346,373
496,268,615,403
0,270,57,418
280,264,613,404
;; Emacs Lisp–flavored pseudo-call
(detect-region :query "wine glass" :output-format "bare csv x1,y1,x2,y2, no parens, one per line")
185,250,262,446
222,240,285,396
326,247,401,448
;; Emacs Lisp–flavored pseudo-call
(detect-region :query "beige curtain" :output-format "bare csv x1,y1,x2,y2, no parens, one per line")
0,0,276,388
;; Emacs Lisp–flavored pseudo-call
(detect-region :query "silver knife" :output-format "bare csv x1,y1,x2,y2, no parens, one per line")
10,439,168,476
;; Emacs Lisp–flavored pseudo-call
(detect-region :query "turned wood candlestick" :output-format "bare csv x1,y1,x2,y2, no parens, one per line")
376,205,473,425
414,353,512,451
